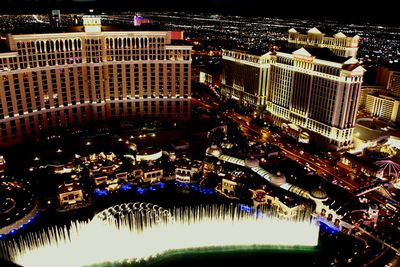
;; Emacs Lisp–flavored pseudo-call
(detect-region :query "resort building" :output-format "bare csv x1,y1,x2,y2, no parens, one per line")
287,27,359,58
0,16,192,146
174,160,202,184
365,94,400,122
57,181,84,206
221,45,365,149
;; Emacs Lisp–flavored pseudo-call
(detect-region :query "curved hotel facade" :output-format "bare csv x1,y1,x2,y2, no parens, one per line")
0,17,191,146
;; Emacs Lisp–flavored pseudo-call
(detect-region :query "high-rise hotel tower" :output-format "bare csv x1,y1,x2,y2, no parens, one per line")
222,28,364,150
287,27,359,58
0,16,191,146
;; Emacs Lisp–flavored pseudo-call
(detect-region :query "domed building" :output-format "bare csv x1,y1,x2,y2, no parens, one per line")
206,145,223,158
308,186,341,223
309,187,328,202
244,156,259,168
270,171,287,187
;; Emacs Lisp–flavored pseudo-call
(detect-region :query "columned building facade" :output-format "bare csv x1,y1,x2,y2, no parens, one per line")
221,50,267,108
288,27,359,58
0,17,192,146
266,48,365,149
365,94,400,122
221,28,365,150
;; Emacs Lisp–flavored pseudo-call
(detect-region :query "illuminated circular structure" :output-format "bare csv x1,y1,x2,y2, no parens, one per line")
374,160,400,179
309,187,328,201
206,145,223,158
0,179,38,236
270,171,287,187
244,156,259,168
135,148,163,162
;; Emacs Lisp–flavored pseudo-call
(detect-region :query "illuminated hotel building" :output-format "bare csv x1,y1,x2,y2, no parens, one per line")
388,70,400,97
288,27,359,58
365,94,400,122
363,67,400,122
221,50,263,107
222,28,365,149
0,16,191,146
266,48,365,149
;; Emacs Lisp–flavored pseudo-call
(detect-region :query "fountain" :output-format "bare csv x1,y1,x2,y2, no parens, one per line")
1,203,319,267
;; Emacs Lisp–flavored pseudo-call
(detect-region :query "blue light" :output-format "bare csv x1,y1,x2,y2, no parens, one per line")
198,187,214,194
317,218,339,235
0,234,5,240
239,204,254,213
94,188,109,196
120,183,132,191
136,187,146,195
9,229,17,235
19,224,26,229
157,182,165,189
150,186,156,191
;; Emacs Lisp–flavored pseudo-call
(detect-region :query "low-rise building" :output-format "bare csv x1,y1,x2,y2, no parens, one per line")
175,161,202,183
339,152,384,178
92,169,129,189
133,164,163,184
221,170,247,195
142,166,163,184
136,148,163,162
252,187,307,218
281,123,310,144
57,182,84,206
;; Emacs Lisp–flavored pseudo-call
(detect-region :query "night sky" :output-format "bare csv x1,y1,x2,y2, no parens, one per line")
0,0,396,25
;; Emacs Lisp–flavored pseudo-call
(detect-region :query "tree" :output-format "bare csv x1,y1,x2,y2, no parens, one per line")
201,171,220,188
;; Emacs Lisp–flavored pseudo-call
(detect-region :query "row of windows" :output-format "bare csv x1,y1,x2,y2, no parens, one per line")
0,57,18,71
268,100,354,143
0,63,190,119
13,35,190,67
0,100,191,143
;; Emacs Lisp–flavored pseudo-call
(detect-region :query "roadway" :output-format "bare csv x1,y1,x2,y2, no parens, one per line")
191,96,391,207
192,96,400,255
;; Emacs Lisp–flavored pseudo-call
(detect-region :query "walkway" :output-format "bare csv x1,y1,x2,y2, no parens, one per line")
211,151,400,254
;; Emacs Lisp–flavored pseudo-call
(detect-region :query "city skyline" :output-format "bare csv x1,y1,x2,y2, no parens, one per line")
0,0,398,25
0,6,399,267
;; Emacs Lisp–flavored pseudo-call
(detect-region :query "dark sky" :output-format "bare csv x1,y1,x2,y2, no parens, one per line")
0,0,396,25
